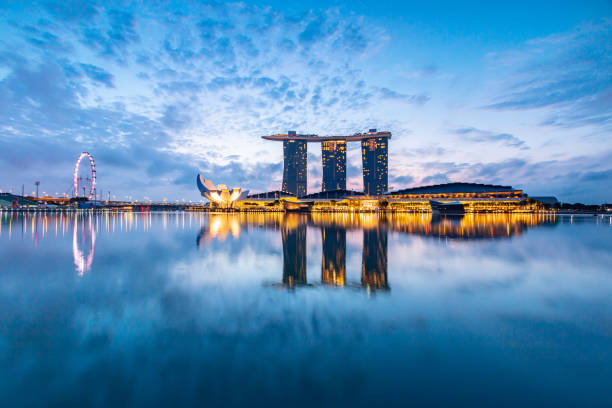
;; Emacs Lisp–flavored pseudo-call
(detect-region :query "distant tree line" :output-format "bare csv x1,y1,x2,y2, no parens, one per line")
542,202,612,213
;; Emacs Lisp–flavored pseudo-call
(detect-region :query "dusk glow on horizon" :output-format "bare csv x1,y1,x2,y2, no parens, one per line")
1,1,611,203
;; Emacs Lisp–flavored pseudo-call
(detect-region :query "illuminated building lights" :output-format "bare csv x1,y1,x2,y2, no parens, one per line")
282,138,308,196
263,130,391,197
196,175,249,208
322,141,347,192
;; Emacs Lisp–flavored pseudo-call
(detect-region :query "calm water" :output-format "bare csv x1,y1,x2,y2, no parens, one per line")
1,211,610,407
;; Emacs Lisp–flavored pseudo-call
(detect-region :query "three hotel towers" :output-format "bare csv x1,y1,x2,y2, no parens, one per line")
262,129,391,196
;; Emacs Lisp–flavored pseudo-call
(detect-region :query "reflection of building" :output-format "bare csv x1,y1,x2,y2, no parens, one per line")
321,226,346,286
361,130,389,195
388,213,557,239
361,227,388,290
282,132,308,197
281,215,307,287
262,129,392,197
196,214,241,248
321,141,347,191
196,175,249,208
190,213,558,291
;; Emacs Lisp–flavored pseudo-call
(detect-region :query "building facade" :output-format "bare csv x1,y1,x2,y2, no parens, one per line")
196,175,249,208
321,141,347,192
282,136,308,197
263,129,391,197
361,132,389,195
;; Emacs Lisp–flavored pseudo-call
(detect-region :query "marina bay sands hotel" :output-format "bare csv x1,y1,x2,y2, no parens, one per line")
262,129,391,196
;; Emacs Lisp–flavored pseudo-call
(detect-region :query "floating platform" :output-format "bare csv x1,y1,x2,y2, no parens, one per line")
429,200,465,215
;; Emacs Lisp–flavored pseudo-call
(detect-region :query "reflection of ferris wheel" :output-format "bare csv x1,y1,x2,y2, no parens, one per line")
73,152,96,199
73,214,96,276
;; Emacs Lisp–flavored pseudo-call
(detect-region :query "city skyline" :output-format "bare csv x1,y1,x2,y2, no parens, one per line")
0,1,611,203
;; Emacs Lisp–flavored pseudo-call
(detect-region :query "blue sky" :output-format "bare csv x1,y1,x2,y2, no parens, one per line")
0,0,610,203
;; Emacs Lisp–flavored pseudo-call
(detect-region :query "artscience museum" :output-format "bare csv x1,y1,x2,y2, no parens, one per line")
196,175,249,208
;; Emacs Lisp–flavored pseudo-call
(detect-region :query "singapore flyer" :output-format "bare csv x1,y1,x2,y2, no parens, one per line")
73,152,96,200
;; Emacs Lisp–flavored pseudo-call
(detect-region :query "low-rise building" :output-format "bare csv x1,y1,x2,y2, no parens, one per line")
384,182,537,212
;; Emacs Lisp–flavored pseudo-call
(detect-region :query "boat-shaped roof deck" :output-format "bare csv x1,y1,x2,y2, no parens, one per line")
262,131,391,142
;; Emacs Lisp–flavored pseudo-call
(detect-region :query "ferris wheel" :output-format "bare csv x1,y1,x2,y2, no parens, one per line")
73,152,96,200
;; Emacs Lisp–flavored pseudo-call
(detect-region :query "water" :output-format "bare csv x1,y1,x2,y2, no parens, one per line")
1,211,610,407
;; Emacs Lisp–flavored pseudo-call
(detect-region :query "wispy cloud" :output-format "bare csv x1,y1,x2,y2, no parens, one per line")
404,152,612,203
0,2,399,197
453,127,529,149
485,20,612,130
79,63,115,87
378,88,430,105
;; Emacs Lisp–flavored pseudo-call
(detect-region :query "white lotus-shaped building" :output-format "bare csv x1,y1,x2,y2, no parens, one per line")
197,175,249,208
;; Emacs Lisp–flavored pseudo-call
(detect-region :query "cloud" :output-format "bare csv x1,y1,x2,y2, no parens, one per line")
406,151,612,203
421,173,450,185
454,127,528,149
298,16,328,46
158,81,202,95
42,0,98,22
107,9,139,46
0,50,194,198
0,54,82,128
78,8,140,61
378,88,430,105
399,146,447,158
0,2,608,203
402,64,438,79
580,169,612,182
161,104,191,130
25,29,72,53
190,160,283,192
390,175,414,187
79,63,115,87
335,23,370,52
485,20,612,129
469,159,528,180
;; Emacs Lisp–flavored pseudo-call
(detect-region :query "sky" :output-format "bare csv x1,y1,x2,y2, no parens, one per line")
0,0,611,203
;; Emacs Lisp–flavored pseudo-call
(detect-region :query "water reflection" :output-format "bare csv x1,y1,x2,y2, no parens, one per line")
321,225,346,286
0,211,162,276
72,214,96,275
194,212,560,291
196,214,241,247
0,211,561,284
362,227,388,291
1,210,610,407
281,214,308,287
388,213,554,239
